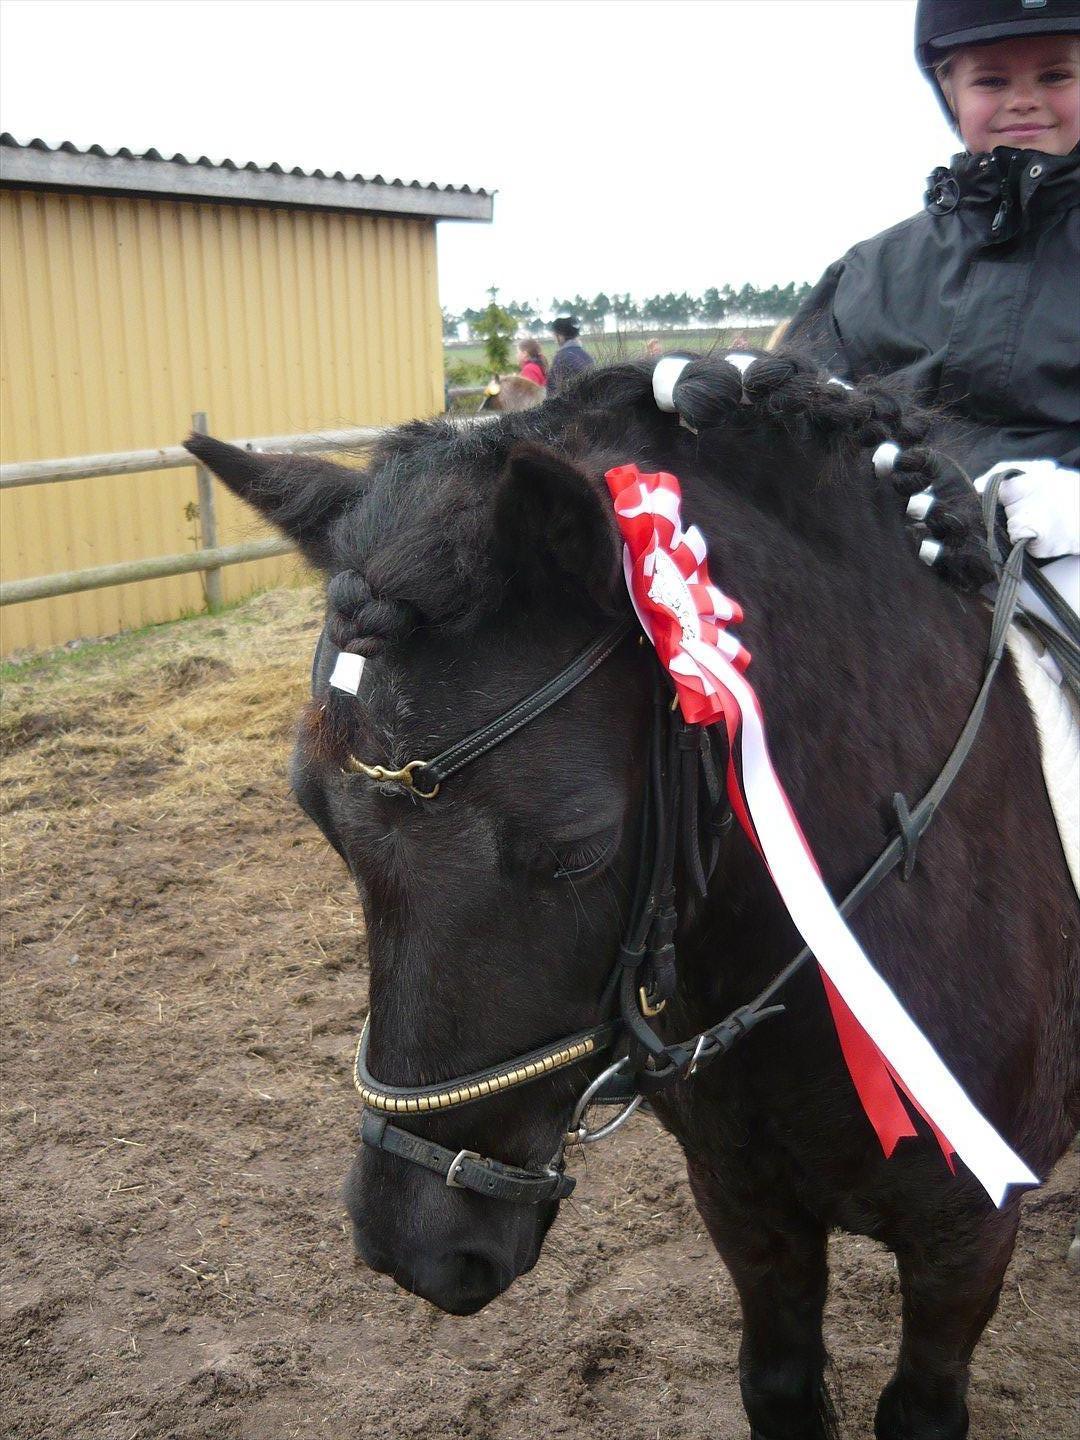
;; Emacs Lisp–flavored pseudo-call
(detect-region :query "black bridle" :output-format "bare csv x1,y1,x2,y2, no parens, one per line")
319,615,760,1203
316,476,1052,1207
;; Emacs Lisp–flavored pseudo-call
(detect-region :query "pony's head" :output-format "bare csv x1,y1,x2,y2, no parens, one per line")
477,373,545,411
186,354,971,1314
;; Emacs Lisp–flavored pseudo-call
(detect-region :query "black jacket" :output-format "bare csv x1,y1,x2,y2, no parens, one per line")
547,339,594,397
786,147,1080,473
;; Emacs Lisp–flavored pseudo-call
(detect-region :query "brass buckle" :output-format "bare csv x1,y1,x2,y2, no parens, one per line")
342,757,440,799
638,984,667,1018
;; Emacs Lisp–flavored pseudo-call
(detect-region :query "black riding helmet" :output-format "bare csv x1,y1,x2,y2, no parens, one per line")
915,0,1080,126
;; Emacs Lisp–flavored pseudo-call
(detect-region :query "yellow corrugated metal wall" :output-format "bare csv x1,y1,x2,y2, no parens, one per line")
0,188,445,653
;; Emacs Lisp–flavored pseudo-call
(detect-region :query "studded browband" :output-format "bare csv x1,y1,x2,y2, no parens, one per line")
353,1017,622,1115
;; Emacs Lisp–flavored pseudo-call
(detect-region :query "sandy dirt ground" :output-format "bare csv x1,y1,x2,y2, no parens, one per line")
2,587,1076,1440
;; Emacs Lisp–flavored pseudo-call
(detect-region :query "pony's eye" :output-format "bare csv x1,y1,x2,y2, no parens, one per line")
552,833,617,881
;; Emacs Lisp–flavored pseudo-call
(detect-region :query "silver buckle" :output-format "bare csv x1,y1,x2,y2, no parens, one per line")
686,1034,709,1077
446,1148,480,1188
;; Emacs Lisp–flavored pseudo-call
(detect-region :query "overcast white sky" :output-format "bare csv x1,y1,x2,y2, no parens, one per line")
0,0,958,315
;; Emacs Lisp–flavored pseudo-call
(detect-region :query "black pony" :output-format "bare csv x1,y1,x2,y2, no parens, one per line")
187,354,1078,1440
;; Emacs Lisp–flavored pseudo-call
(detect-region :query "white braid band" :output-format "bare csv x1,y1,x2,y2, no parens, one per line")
827,376,854,391
724,352,756,377
907,489,935,521
652,357,692,412
872,441,901,480
919,539,943,568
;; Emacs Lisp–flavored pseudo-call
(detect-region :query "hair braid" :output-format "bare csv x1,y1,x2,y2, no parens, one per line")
326,569,418,654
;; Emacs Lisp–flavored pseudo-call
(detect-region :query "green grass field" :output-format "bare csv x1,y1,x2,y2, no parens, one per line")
445,325,775,376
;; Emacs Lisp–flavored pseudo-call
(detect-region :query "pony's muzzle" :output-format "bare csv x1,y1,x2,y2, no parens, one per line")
352,1217,517,1314
345,1148,552,1314
407,1248,510,1316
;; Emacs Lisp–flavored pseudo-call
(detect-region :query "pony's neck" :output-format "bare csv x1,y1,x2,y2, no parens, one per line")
674,459,990,988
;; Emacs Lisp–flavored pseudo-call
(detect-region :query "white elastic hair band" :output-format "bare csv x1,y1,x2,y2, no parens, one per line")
652,356,691,412
330,651,366,695
872,441,901,480
724,352,756,378
919,539,943,568
827,376,854,391
907,490,935,521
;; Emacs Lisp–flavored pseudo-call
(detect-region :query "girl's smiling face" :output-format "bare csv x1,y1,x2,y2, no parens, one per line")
942,35,1080,156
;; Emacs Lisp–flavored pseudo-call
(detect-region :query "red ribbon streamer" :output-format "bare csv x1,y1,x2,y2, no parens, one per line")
605,462,958,1167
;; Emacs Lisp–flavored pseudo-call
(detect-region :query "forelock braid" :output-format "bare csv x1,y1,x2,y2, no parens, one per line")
325,569,418,655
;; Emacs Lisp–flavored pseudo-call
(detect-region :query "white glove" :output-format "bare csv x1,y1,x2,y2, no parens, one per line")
974,459,1080,559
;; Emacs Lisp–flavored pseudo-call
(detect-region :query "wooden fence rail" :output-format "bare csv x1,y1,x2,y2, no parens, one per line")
2,539,298,607
0,425,383,490
0,418,381,608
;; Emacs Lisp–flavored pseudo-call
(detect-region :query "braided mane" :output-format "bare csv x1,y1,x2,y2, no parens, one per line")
324,353,979,657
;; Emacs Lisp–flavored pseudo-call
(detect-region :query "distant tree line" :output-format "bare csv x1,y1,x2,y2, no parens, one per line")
443,282,814,341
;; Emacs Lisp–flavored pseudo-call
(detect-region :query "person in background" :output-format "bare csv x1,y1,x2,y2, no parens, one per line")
517,339,548,389
785,0,1078,607
547,316,595,397
645,338,663,358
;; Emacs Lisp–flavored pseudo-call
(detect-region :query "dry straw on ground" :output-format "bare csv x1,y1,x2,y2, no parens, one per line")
1,587,1076,1440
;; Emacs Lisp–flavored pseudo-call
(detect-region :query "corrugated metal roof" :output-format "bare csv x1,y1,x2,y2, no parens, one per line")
0,133,494,222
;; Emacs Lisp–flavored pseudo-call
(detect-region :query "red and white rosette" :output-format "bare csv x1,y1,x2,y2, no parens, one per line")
606,462,1038,1207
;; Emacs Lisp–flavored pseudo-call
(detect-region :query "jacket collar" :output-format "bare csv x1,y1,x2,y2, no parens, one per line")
925,146,1079,239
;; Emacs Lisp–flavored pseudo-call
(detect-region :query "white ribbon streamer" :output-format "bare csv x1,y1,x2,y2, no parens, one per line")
682,634,1038,1206
612,466,1039,1207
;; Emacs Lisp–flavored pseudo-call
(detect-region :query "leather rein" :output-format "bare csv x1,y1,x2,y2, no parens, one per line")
322,479,1040,1207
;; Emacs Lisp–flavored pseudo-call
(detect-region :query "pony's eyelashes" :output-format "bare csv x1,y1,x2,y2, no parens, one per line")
551,832,619,882
511,824,623,884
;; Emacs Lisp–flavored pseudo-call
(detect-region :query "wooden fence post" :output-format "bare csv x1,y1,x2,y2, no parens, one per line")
191,410,223,609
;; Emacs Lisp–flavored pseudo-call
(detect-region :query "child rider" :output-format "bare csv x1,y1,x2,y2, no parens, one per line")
786,0,1079,610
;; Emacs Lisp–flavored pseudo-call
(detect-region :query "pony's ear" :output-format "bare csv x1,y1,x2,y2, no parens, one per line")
493,442,622,608
183,434,363,571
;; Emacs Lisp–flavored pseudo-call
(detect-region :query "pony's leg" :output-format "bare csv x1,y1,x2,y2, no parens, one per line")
686,1158,833,1440
874,1206,1020,1440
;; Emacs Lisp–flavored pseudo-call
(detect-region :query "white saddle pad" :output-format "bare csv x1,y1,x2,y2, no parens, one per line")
1006,625,1080,898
